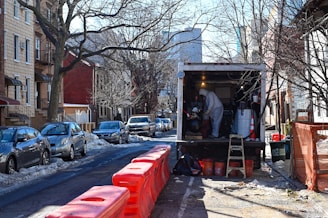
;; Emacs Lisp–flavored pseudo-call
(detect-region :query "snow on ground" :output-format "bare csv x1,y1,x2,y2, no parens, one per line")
0,132,156,195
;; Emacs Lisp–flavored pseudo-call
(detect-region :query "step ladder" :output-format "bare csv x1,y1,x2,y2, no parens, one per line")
226,134,246,178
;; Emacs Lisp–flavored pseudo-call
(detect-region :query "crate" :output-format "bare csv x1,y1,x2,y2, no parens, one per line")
292,122,328,192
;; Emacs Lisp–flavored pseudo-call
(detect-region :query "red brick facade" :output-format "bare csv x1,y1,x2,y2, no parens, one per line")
63,52,94,104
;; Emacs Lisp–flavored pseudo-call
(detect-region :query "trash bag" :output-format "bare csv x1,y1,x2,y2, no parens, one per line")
173,153,201,176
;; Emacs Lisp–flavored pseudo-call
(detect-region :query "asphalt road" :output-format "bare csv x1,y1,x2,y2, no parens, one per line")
0,137,168,218
2,129,328,218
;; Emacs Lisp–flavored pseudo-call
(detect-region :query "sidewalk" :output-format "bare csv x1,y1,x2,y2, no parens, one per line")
151,141,328,218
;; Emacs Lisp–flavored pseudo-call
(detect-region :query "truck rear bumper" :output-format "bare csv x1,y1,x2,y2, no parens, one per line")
176,139,266,169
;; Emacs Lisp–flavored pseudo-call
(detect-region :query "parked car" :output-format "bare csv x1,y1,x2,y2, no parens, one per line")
0,126,51,174
40,122,87,161
165,118,173,130
126,115,156,137
155,118,165,132
160,118,169,131
92,120,129,144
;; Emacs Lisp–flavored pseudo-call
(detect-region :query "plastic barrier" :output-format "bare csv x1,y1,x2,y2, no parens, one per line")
150,144,171,184
292,122,328,192
45,185,130,218
112,162,154,218
131,152,164,201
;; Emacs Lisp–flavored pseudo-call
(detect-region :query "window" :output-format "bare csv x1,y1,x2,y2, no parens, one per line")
16,129,26,140
25,7,30,24
46,7,51,22
14,35,19,61
47,83,51,100
14,76,20,101
25,78,30,104
25,39,30,63
35,37,40,60
13,0,19,18
46,40,51,62
4,30,7,59
4,0,7,14
26,127,36,139
75,123,82,132
70,124,76,134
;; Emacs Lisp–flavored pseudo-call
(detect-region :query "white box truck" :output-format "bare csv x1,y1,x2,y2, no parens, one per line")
176,62,267,168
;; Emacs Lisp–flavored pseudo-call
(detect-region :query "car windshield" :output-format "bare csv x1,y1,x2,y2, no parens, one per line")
129,117,148,123
41,123,69,136
0,128,15,143
156,118,161,123
99,122,119,129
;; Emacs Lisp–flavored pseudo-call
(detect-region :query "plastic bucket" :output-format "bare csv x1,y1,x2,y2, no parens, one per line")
271,133,285,142
214,162,225,176
245,160,254,177
228,161,240,177
202,159,213,176
270,141,286,162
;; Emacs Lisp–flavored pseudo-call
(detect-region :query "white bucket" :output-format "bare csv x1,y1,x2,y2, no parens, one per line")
236,109,251,138
252,95,258,103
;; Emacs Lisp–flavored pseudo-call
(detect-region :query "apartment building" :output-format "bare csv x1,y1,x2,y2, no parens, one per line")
0,0,57,128
32,0,56,128
0,0,34,126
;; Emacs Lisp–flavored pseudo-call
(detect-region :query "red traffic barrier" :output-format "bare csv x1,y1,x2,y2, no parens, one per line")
46,185,130,218
112,162,154,218
132,152,164,201
150,144,171,184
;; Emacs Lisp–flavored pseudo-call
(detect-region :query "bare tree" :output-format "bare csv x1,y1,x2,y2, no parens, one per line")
87,29,176,115
206,0,308,116
18,0,211,121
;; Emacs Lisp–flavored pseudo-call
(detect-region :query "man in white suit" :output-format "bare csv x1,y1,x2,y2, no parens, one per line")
199,88,224,138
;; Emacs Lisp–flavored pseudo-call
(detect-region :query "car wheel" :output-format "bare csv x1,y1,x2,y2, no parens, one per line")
6,156,16,174
81,143,87,156
41,150,50,165
125,136,129,144
67,146,75,161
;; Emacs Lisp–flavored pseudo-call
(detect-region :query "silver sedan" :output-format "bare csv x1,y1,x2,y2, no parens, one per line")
40,122,87,161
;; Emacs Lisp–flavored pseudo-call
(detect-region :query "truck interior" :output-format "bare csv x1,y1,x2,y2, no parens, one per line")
178,64,266,169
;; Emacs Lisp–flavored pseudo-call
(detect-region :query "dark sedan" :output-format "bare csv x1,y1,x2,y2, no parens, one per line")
0,126,51,174
40,122,87,161
93,120,129,144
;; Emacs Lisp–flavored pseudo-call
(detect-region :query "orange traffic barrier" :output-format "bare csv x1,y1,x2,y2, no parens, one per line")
132,152,163,201
150,144,171,185
112,162,154,218
45,185,130,218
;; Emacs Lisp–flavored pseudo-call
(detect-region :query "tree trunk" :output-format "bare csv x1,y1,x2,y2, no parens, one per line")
47,69,63,122
47,43,65,122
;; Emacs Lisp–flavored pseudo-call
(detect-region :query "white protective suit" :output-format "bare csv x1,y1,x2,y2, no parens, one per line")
199,88,224,138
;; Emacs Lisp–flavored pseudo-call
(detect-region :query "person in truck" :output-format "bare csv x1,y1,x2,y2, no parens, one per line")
199,88,224,138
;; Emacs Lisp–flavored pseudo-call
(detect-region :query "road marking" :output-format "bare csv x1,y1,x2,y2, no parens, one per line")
178,176,194,218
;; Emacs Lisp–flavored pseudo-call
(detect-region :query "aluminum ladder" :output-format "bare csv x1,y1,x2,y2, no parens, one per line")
226,134,246,178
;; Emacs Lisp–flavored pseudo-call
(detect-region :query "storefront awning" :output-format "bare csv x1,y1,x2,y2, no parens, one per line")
0,96,20,106
35,72,51,82
5,76,23,86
